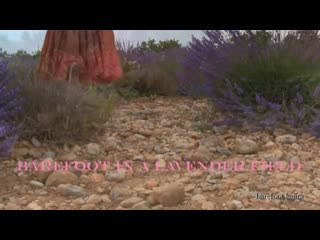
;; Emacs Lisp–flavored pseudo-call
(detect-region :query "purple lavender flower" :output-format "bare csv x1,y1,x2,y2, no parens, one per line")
213,117,244,127
0,59,21,158
308,120,320,137
296,92,304,104
313,84,320,98
178,30,320,135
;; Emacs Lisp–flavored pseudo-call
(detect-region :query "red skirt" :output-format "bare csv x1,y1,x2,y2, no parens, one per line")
36,30,123,84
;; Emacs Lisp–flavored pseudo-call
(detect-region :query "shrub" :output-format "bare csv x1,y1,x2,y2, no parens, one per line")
0,49,10,57
178,30,320,135
15,79,114,142
116,40,185,96
31,50,41,59
14,49,32,58
138,39,182,52
7,55,37,82
0,60,21,158
1,52,115,143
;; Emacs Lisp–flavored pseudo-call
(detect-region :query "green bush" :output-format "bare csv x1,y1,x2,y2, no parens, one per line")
31,50,41,59
0,49,9,57
14,50,31,58
2,49,41,59
138,39,182,52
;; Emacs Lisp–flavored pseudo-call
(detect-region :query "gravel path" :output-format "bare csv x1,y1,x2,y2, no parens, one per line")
1,96,320,210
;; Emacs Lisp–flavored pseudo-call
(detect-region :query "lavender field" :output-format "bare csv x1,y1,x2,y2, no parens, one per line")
1,30,320,210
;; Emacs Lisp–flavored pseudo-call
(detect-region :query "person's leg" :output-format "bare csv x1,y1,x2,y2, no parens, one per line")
67,63,80,84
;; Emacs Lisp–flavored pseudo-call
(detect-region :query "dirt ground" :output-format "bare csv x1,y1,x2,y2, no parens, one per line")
1,96,320,210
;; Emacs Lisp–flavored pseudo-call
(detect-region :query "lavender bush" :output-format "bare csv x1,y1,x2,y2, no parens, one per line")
7,55,37,82
115,40,186,96
1,53,113,142
178,30,320,135
0,59,21,157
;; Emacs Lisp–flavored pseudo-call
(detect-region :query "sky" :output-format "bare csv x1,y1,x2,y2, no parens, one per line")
0,30,205,53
